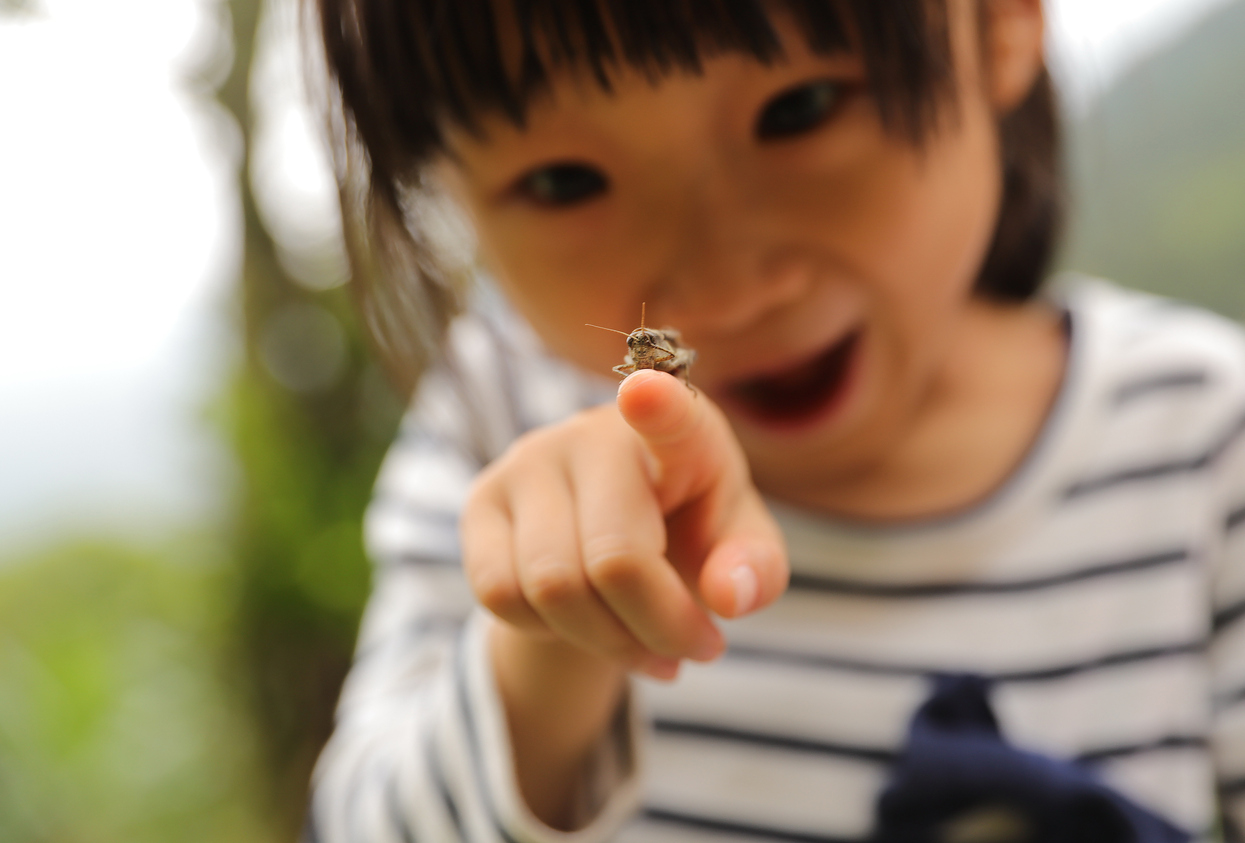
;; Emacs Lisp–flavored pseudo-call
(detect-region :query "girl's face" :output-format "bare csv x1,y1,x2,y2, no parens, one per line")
441,1,1036,501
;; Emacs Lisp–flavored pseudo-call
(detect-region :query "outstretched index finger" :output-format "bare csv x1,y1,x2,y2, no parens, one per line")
616,369,789,619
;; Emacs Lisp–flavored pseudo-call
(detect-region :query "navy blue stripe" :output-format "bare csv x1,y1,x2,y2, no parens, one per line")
655,719,1201,769
372,498,462,531
1063,408,1245,500
454,639,525,843
1215,600,1245,634
1229,504,1245,533
394,426,458,453
1221,777,1245,797
724,641,1204,683
1214,683,1245,711
1075,734,1207,764
428,730,465,840
644,807,861,843
1113,370,1210,405
654,719,896,764
394,552,461,568
1063,457,1210,499
1175,405,1240,471
996,642,1204,682
395,616,469,640
788,548,1187,598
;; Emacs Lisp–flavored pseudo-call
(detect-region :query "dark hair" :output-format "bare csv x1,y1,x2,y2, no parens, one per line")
312,0,1062,387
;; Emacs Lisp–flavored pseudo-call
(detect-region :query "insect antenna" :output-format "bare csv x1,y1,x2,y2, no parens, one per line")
640,302,646,330
584,323,632,337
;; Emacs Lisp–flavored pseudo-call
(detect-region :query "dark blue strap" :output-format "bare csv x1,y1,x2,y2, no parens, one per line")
870,674,1191,843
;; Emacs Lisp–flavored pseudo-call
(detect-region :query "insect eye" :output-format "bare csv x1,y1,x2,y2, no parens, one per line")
755,80,840,140
517,163,608,206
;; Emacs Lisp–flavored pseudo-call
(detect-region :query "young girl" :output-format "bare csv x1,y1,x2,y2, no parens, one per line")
306,1,1245,840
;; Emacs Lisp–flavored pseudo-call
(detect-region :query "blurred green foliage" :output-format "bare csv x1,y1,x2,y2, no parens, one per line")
0,539,272,843
1062,0,1245,321
219,296,402,838
1,0,402,839
212,0,405,837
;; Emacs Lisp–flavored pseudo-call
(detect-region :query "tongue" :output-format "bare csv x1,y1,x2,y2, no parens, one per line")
730,334,856,420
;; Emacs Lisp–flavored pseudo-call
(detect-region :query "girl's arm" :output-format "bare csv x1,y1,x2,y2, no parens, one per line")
464,371,788,828
488,624,629,828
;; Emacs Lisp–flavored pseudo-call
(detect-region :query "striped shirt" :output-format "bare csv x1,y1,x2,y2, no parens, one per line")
308,278,1245,842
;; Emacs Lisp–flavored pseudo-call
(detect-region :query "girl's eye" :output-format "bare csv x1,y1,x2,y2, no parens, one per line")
517,163,608,206
755,80,840,140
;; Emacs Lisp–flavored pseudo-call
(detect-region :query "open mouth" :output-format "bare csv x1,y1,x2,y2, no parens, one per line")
723,331,860,429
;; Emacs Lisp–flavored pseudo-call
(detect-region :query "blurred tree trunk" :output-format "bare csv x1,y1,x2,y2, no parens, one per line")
215,0,403,838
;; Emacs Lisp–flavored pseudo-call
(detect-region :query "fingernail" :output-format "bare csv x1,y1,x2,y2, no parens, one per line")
731,564,759,616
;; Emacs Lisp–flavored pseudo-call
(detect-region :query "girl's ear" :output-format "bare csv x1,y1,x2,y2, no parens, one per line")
983,0,1046,114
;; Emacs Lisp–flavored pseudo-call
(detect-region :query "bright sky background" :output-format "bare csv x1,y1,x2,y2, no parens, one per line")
0,0,1237,553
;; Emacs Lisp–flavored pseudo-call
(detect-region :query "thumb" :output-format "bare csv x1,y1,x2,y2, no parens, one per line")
617,369,788,617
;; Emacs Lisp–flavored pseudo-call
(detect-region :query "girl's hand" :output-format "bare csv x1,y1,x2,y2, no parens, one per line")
461,368,789,680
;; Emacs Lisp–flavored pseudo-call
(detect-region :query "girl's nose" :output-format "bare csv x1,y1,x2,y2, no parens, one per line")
655,173,813,335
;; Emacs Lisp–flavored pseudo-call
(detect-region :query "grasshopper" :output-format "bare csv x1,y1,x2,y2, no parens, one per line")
587,303,697,387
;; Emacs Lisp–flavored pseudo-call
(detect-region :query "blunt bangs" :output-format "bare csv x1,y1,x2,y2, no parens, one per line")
319,0,954,177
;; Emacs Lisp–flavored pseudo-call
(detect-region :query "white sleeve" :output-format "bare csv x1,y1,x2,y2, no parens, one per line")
306,313,643,843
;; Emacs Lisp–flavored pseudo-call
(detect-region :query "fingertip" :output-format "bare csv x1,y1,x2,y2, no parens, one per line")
618,368,679,407
636,656,681,682
617,367,670,392
617,370,696,440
